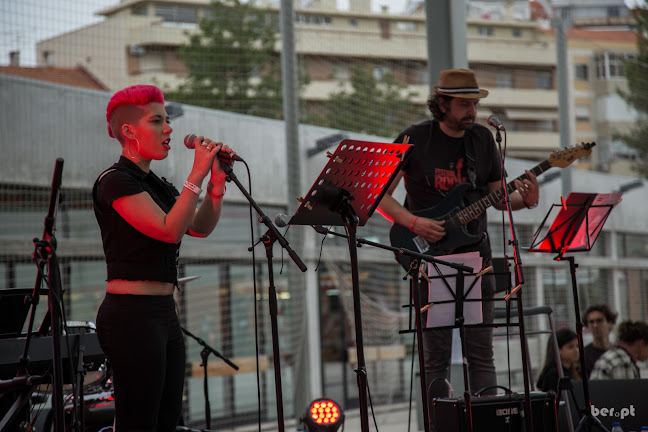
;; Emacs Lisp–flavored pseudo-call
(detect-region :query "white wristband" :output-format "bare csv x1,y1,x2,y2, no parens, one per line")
184,180,202,195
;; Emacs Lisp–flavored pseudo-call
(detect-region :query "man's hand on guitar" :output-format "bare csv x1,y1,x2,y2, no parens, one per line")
514,169,539,209
411,216,446,243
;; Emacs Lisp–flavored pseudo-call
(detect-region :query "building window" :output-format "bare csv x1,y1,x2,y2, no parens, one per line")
42,50,54,66
396,21,417,32
511,119,554,132
609,53,630,78
595,52,635,79
155,4,198,23
607,6,621,18
373,66,391,80
575,104,590,122
348,18,358,27
132,4,148,16
512,28,521,38
415,66,428,85
477,26,493,36
617,232,648,258
574,64,588,81
535,71,553,89
331,64,351,80
296,14,332,25
496,71,513,88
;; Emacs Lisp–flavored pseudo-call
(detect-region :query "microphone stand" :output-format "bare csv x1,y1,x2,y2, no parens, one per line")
181,327,239,430
310,225,473,432
220,162,307,432
3,159,69,432
493,128,534,432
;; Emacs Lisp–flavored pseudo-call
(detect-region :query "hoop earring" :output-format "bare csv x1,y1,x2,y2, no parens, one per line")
127,140,136,159
127,138,141,159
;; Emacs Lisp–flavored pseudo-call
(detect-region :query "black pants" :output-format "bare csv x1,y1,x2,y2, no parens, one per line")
96,293,185,432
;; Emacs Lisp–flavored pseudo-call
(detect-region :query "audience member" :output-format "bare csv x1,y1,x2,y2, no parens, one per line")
583,304,618,377
536,328,580,393
590,320,648,380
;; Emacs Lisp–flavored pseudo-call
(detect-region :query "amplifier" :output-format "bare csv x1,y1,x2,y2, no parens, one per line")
432,391,557,432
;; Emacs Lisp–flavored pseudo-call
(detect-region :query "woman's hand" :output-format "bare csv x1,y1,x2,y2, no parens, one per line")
188,135,219,181
210,142,236,183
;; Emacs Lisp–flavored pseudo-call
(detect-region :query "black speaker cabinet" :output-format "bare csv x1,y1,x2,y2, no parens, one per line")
432,391,557,432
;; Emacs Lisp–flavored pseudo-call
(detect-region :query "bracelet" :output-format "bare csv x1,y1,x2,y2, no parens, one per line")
409,216,418,232
184,180,202,195
207,182,226,199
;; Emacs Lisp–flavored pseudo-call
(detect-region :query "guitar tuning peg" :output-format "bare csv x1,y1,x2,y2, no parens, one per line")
297,197,304,202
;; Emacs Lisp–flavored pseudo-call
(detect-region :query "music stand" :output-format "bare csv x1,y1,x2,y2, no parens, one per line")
424,252,485,432
289,139,412,432
529,192,622,432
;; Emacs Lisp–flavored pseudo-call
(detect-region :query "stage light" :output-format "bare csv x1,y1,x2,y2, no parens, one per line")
301,398,344,432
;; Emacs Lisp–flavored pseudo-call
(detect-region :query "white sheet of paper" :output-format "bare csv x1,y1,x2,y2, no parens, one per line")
426,251,483,328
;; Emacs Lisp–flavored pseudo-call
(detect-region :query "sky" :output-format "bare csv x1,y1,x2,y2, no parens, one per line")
0,0,642,67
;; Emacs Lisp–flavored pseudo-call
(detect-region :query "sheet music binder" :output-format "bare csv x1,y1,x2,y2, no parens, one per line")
288,139,412,227
529,192,622,254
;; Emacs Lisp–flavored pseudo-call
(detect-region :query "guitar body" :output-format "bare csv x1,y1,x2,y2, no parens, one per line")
389,183,485,269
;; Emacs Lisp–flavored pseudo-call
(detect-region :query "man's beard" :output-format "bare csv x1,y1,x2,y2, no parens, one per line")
460,120,474,131
448,116,475,131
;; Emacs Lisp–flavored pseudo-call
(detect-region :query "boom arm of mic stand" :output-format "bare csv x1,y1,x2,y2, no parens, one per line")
220,163,307,272
181,327,239,371
311,226,473,274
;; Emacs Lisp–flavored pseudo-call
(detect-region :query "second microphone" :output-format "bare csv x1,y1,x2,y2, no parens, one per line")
184,134,243,162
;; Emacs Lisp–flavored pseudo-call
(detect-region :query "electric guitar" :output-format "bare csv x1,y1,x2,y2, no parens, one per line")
389,142,596,269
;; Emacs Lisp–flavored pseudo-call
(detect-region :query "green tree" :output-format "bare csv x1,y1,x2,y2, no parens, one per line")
320,65,423,138
617,4,648,177
165,0,283,119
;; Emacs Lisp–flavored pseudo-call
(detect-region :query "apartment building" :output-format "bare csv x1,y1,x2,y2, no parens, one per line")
566,28,639,174
35,0,562,160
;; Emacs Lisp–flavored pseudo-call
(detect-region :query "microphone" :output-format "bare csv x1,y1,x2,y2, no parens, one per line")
274,213,290,228
487,115,505,131
184,134,244,162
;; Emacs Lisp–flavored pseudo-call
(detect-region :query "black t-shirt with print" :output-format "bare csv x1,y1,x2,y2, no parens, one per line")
395,119,502,257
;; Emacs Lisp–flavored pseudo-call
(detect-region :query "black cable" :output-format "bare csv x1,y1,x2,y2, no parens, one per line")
407,329,417,432
237,160,264,432
366,378,380,432
313,226,330,271
496,131,515,398
278,224,289,275
497,130,516,430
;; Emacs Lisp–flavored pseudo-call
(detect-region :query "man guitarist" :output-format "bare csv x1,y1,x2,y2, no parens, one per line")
377,69,540,400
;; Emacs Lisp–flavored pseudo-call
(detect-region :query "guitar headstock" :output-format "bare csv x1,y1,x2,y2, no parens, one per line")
548,142,596,168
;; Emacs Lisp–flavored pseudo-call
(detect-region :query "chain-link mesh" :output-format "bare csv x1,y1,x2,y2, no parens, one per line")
1,1,648,430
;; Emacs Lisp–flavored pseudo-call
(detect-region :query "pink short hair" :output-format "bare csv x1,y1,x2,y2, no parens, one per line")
106,85,165,138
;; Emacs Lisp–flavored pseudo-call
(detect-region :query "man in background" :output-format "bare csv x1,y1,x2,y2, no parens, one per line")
583,304,618,377
590,320,648,380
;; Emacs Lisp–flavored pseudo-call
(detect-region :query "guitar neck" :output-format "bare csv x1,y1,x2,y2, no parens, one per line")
454,159,552,224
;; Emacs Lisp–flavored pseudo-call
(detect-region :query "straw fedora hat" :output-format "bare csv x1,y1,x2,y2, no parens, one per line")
433,69,489,99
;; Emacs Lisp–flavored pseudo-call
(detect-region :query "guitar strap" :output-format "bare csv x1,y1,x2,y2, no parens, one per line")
464,129,477,189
